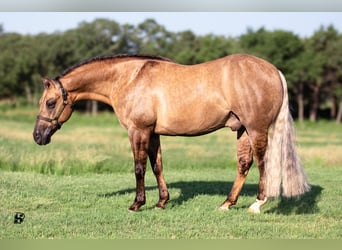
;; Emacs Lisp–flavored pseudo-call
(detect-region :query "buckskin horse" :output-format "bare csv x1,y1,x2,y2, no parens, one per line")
33,54,310,213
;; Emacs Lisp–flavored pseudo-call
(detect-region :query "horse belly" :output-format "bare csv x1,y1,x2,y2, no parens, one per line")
154,105,228,136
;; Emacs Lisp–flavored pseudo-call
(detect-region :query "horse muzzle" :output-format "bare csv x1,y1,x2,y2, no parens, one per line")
33,125,53,145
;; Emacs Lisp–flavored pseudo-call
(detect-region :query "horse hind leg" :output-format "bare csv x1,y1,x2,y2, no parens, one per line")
247,131,268,214
219,128,253,210
148,133,170,209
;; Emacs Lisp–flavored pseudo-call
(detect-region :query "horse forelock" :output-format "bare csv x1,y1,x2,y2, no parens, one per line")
54,54,173,80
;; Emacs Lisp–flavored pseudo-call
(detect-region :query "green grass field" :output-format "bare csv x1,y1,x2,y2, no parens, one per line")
0,107,341,239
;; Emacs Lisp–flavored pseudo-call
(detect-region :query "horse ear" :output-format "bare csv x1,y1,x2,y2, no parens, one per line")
42,77,52,89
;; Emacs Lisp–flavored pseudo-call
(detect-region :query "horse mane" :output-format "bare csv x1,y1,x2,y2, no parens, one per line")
54,54,173,80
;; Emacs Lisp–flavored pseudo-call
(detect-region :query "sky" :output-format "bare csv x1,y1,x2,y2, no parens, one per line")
1,12,342,38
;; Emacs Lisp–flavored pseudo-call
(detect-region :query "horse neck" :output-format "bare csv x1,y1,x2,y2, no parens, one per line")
59,64,118,106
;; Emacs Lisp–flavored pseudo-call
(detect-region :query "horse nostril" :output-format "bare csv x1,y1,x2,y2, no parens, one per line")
33,130,41,143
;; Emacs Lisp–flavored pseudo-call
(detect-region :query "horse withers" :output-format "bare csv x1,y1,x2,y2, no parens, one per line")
33,54,310,213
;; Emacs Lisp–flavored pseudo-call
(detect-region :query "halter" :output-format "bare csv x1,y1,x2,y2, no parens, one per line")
36,79,68,130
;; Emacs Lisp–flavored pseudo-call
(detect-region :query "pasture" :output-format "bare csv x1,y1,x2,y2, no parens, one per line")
0,107,341,239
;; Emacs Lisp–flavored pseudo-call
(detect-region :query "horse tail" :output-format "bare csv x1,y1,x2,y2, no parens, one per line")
264,70,311,198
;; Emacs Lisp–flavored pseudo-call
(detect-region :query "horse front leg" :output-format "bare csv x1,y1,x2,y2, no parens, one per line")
128,128,150,211
148,133,169,209
219,129,253,210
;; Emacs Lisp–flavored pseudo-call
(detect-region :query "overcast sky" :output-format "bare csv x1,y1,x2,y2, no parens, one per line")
1,12,342,38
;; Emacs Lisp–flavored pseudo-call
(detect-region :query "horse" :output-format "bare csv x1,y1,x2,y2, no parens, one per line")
33,53,311,213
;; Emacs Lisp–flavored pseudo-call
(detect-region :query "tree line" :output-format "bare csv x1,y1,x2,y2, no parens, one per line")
0,18,341,122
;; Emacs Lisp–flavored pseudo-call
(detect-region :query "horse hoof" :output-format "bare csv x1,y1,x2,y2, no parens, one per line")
247,198,267,214
128,204,140,212
247,206,260,214
218,205,230,211
155,203,166,209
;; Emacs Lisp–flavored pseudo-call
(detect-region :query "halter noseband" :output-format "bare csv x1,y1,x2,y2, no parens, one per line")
36,79,68,130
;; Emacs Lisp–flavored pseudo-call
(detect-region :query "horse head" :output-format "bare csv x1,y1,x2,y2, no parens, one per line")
33,78,73,145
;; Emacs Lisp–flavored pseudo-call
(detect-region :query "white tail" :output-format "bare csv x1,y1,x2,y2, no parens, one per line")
264,71,311,198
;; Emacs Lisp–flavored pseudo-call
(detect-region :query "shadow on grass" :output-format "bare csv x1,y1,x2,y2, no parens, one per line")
265,185,323,215
100,181,322,215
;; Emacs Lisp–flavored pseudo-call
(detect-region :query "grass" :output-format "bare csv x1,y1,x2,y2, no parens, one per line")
0,107,342,239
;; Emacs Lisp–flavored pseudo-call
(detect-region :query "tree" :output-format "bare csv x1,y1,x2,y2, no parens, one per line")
171,30,199,64
322,29,342,123
289,44,319,122
305,25,341,121
74,18,122,57
239,28,304,72
0,33,19,98
194,34,238,63
0,33,39,104
134,18,174,57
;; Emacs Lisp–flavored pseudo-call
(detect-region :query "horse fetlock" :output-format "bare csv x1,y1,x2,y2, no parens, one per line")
155,193,169,209
218,200,234,211
161,190,170,201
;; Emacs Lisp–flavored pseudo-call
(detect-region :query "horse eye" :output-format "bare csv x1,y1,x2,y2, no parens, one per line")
46,99,56,109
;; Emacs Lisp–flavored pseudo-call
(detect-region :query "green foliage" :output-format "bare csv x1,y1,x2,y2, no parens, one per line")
0,19,342,121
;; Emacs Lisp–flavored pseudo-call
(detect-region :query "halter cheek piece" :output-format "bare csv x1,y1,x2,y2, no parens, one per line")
36,79,69,130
